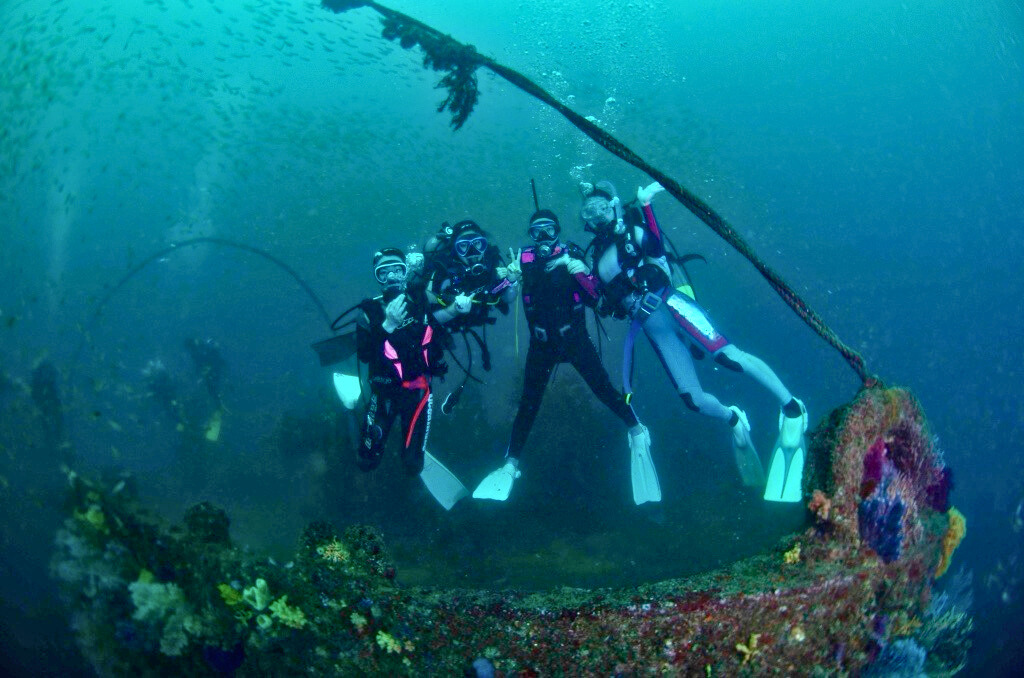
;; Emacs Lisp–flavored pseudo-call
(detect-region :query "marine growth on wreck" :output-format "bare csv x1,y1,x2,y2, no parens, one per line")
52,386,972,675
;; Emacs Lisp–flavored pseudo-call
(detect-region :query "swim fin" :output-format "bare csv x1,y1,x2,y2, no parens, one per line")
204,409,223,442
763,398,808,503
629,424,661,505
472,458,521,501
728,406,765,488
420,451,469,510
333,372,361,410
312,332,357,367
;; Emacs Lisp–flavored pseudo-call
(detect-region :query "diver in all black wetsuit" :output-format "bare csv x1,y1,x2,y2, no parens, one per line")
471,210,661,504
422,219,520,411
425,219,519,328
581,180,809,503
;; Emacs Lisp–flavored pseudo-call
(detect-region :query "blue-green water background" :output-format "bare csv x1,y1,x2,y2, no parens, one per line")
1,0,1021,674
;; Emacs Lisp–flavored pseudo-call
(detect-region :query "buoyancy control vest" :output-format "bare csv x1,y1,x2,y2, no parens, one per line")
519,242,598,339
356,293,446,386
589,202,681,314
426,244,510,330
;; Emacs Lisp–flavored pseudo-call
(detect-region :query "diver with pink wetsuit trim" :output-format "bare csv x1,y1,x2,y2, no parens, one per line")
581,180,809,501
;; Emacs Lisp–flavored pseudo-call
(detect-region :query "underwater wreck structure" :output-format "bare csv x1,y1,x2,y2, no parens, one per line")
53,387,971,675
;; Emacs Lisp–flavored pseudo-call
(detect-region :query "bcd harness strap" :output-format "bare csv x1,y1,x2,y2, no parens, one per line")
622,290,665,404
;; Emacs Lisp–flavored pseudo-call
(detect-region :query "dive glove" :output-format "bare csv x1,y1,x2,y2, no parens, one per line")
382,295,407,333
452,293,475,314
498,248,523,283
637,182,665,205
566,258,589,275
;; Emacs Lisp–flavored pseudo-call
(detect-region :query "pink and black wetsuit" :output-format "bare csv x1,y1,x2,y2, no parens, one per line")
355,292,443,475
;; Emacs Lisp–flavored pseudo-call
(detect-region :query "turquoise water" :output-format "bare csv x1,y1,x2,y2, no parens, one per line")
1,0,1021,674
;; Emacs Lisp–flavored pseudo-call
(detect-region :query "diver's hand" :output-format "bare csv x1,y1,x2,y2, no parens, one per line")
544,253,570,272
405,252,424,274
453,293,476,315
637,182,664,206
500,248,523,282
566,258,589,275
382,295,407,333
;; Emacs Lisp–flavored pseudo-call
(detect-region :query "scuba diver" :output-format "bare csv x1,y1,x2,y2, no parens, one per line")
421,219,519,412
580,180,808,502
472,209,660,505
30,360,69,459
342,247,474,510
184,337,226,405
141,350,224,449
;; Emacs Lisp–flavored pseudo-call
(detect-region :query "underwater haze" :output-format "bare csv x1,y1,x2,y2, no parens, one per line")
1,0,1021,674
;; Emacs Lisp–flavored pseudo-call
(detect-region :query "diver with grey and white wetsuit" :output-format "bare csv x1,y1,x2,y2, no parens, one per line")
580,180,810,502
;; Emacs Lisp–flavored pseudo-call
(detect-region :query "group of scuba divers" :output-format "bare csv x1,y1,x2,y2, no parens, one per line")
314,179,809,511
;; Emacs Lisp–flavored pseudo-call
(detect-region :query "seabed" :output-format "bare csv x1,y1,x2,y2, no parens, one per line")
51,387,970,675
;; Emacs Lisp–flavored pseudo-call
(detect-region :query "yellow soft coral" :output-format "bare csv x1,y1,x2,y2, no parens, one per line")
74,503,109,533
270,595,307,629
935,506,966,578
218,583,243,606
317,540,350,564
736,633,761,665
376,630,403,654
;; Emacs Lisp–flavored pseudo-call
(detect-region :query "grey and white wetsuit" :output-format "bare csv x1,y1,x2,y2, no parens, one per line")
591,201,793,422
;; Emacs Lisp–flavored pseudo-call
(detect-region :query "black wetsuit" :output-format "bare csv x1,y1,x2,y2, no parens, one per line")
427,244,515,371
508,243,638,459
355,290,445,474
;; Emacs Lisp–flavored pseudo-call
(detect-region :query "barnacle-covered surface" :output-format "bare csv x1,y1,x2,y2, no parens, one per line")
52,386,971,675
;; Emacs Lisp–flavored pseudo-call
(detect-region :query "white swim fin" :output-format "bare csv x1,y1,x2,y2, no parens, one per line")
472,459,521,501
629,425,662,505
420,451,469,510
333,372,361,410
764,399,808,503
728,406,766,488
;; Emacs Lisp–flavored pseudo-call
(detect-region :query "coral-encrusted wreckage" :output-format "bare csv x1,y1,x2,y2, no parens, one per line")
52,387,972,675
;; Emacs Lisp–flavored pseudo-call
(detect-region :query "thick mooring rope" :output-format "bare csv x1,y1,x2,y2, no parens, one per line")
322,0,876,386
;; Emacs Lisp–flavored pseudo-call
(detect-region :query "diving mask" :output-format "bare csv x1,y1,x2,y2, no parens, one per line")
454,236,488,258
528,219,559,242
580,197,615,228
374,261,408,285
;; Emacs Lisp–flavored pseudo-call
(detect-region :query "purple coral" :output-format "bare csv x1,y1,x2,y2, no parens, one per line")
858,486,905,563
858,443,905,563
860,438,888,498
925,466,953,513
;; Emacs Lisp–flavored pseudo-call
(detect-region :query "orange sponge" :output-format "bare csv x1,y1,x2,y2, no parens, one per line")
935,506,966,578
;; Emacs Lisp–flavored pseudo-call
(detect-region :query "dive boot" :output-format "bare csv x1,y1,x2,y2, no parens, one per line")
728,406,765,488
764,398,808,503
